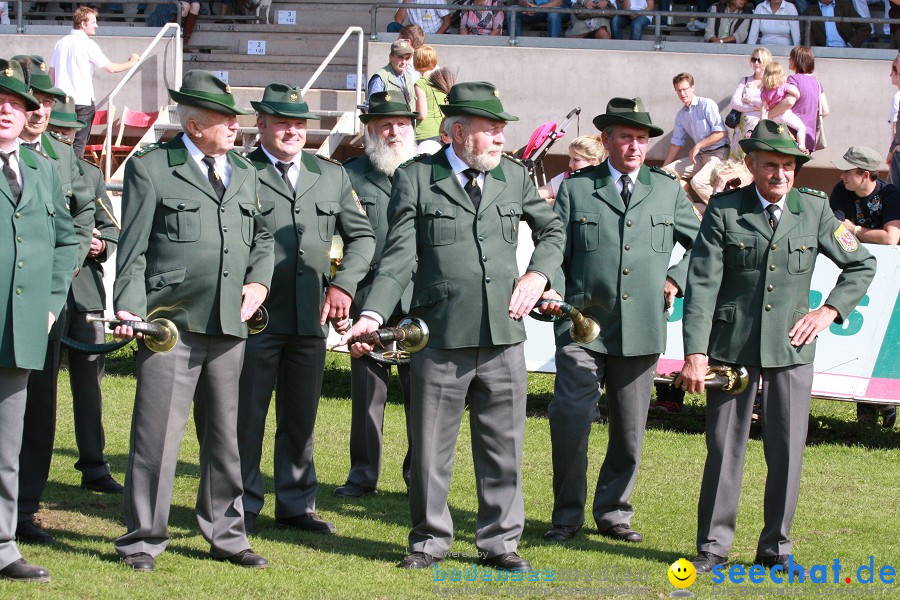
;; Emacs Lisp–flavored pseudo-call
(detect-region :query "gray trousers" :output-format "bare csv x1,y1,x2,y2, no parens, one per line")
347,354,411,489
237,333,325,518
408,344,526,559
548,344,658,530
114,332,250,559
72,103,94,159
697,363,813,559
0,367,29,570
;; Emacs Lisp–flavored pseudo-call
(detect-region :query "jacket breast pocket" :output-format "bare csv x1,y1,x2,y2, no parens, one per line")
45,202,57,241
788,236,817,274
497,202,522,243
419,203,457,246
316,200,343,242
161,198,201,242
650,214,674,253
360,197,379,231
724,231,757,270
571,212,600,252
238,202,259,246
146,267,186,292
258,199,276,232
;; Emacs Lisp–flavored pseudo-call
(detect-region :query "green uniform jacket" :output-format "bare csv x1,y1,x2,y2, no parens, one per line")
246,147,375,337
70,159,117,312
114,134,274,338
344,154,414,318
683,185,877,368
363,150,565,349
0,146,78,369
553,161,701,356
371,65,416,112
44,131,96,266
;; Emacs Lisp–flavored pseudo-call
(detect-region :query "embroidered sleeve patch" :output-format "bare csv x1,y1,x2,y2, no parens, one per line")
692,205,702,221
352,189,366,215
834,224,859,252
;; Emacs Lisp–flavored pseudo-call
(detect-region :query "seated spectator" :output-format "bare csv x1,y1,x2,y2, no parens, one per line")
0,2,9,25
147,2,201,46
389,0,451,34
704,0,752,44
566,0,613,38
461,0,505,35
538,134,606,203
759,61,807,153
803,0,869,47
515,0,569,38
888,64,900,183
611,0,655,40
413,45,456,154
746,0,800,47
829,145,899,429
367,39,416,112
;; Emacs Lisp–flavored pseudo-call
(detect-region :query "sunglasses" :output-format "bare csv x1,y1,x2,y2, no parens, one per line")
750,57,762,63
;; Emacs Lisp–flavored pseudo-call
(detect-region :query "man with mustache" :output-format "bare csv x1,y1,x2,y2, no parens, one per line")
237,84,375,536
341,82,564,571
335,92,419,498
676,120,876,575
540,97,701,545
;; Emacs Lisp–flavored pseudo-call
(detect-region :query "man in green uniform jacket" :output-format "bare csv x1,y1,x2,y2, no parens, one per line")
342,82,565,572
112,71,274,572
0,58,77,584
540,97,701,545
237,83,375,536
676,121,876,575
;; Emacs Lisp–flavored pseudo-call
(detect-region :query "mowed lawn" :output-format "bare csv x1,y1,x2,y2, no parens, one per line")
5,350,898,599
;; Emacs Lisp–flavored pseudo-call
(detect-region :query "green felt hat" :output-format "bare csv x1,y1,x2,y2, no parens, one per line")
831,145,881,172
11,54,65,98
439,81,518,122
168,70,248,115
592,97,664,138
250,83,320,120
739,119,810,166
360,91,418,123
0,59,39,111
49,95,87,129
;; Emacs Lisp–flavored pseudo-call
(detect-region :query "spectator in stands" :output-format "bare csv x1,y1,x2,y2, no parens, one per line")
515,0,569,38
413,45,456,153
0,2,9,25
889,66,900,154
759,62,807,153
461,0,506,35
662,72,730,208
769,45,828,154
538,134,606,203
147,2,201,46
367,39,417,112
746,0,800,47
399,24,426,49
389,0,451,34
729,46,773,151
566,0,613,39
888,64,900,183
803,0,869,47
48,6,140,158
610,0,654,40
704,0,752,44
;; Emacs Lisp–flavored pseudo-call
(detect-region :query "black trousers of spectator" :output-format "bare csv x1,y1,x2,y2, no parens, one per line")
73,102,94,159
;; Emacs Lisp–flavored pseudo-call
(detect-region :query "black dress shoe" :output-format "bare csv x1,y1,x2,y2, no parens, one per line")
0,558,50,582
692,551,728,574
334,482,378,498
543,524,582,542
599,523,643,543
81,474,124,493
244,512,257,536
123,552,155,572
480,552,532,572
275,513,336,534
216,549,268,569
397,551,441,569
755,555,807,579
882,405,897,429
15,520,54,545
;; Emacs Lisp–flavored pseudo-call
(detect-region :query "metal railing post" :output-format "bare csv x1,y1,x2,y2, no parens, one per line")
16,0,24,33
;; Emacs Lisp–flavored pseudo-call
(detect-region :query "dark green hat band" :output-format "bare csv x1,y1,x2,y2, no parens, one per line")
251,101,320,120
360,91,418,123
168,70,248,116
0,59,40,111
440,81,518,122
49,111,87,129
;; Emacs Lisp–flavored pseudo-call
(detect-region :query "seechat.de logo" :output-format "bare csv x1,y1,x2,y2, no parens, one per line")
711,556,896,585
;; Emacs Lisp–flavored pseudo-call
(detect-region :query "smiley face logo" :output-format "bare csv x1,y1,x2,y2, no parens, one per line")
668,558,696,588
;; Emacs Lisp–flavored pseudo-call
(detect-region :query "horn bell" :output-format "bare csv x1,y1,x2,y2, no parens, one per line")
396,317,429,353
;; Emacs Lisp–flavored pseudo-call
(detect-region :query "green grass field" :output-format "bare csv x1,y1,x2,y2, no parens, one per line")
5,350,898,599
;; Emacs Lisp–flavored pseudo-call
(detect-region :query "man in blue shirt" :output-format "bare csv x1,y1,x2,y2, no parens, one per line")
662,72,730,209
803,0,869,48
367,39,416,112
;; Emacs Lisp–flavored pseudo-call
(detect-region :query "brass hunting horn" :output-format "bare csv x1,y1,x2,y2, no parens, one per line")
531,299,601,344
84,316,180,353
340,317,430,365
653,365,750,395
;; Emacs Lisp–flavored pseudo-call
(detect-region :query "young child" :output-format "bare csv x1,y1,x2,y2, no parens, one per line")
760,61,807,153
538,135,607,204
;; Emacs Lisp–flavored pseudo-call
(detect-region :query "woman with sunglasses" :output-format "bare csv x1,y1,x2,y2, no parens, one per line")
728,47,772,156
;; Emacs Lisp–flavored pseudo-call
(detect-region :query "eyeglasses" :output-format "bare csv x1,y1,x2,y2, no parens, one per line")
750,57,762,63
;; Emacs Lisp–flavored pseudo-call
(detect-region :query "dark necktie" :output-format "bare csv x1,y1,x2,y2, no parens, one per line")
0,151,21,202
275,161,293,190
619,175,632,207
766,203,779,230
21,141,39,153
463,168,482,209
202,155,225,201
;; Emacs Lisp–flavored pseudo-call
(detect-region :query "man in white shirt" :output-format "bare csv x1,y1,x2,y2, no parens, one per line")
388,0,451,34
48,6,139,158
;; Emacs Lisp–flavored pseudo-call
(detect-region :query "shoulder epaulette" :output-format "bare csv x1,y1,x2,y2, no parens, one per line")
798,187,827,199
502,152,525,166
228,148,253,164
314,154,343,167
709,187,739,200
133,143,161,158
568,165,595,178
649,166,677,180
398,153,428,169
49,131,72,144
343,155,361,165
20,144,49,161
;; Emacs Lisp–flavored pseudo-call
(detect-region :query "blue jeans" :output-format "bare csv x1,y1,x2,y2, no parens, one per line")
610,14,651,39
514,11,569,38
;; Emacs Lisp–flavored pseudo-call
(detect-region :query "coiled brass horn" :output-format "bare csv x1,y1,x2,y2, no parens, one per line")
247,306,268,334
532,299,601,344
654,364,750,395
343,317,429,365
85,316,180,353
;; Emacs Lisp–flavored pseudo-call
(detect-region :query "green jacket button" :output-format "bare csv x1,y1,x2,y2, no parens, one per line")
622,293,629,300
624,244,630,251
14,212,20,219
478,235,485,242
623,268,630,275
771,244,777,250
178,202,186,210
220,207,225,213
580,217,587,223
739,242,745,249
482,256,487,262
435,210,443,217
222,226,228,232
769,264,776,271
17,261,24,268
16,236,22,243
626,220,632,227
223,247,228,254
765,304,772,311
15,288,22,295
767,284,774,291
223,270,229,277
485,277,491,283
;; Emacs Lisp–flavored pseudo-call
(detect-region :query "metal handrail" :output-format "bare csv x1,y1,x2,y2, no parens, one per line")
103,22,182,180
301,26,366,138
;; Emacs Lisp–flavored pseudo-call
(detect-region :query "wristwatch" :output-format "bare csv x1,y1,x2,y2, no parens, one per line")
854,225,862,235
